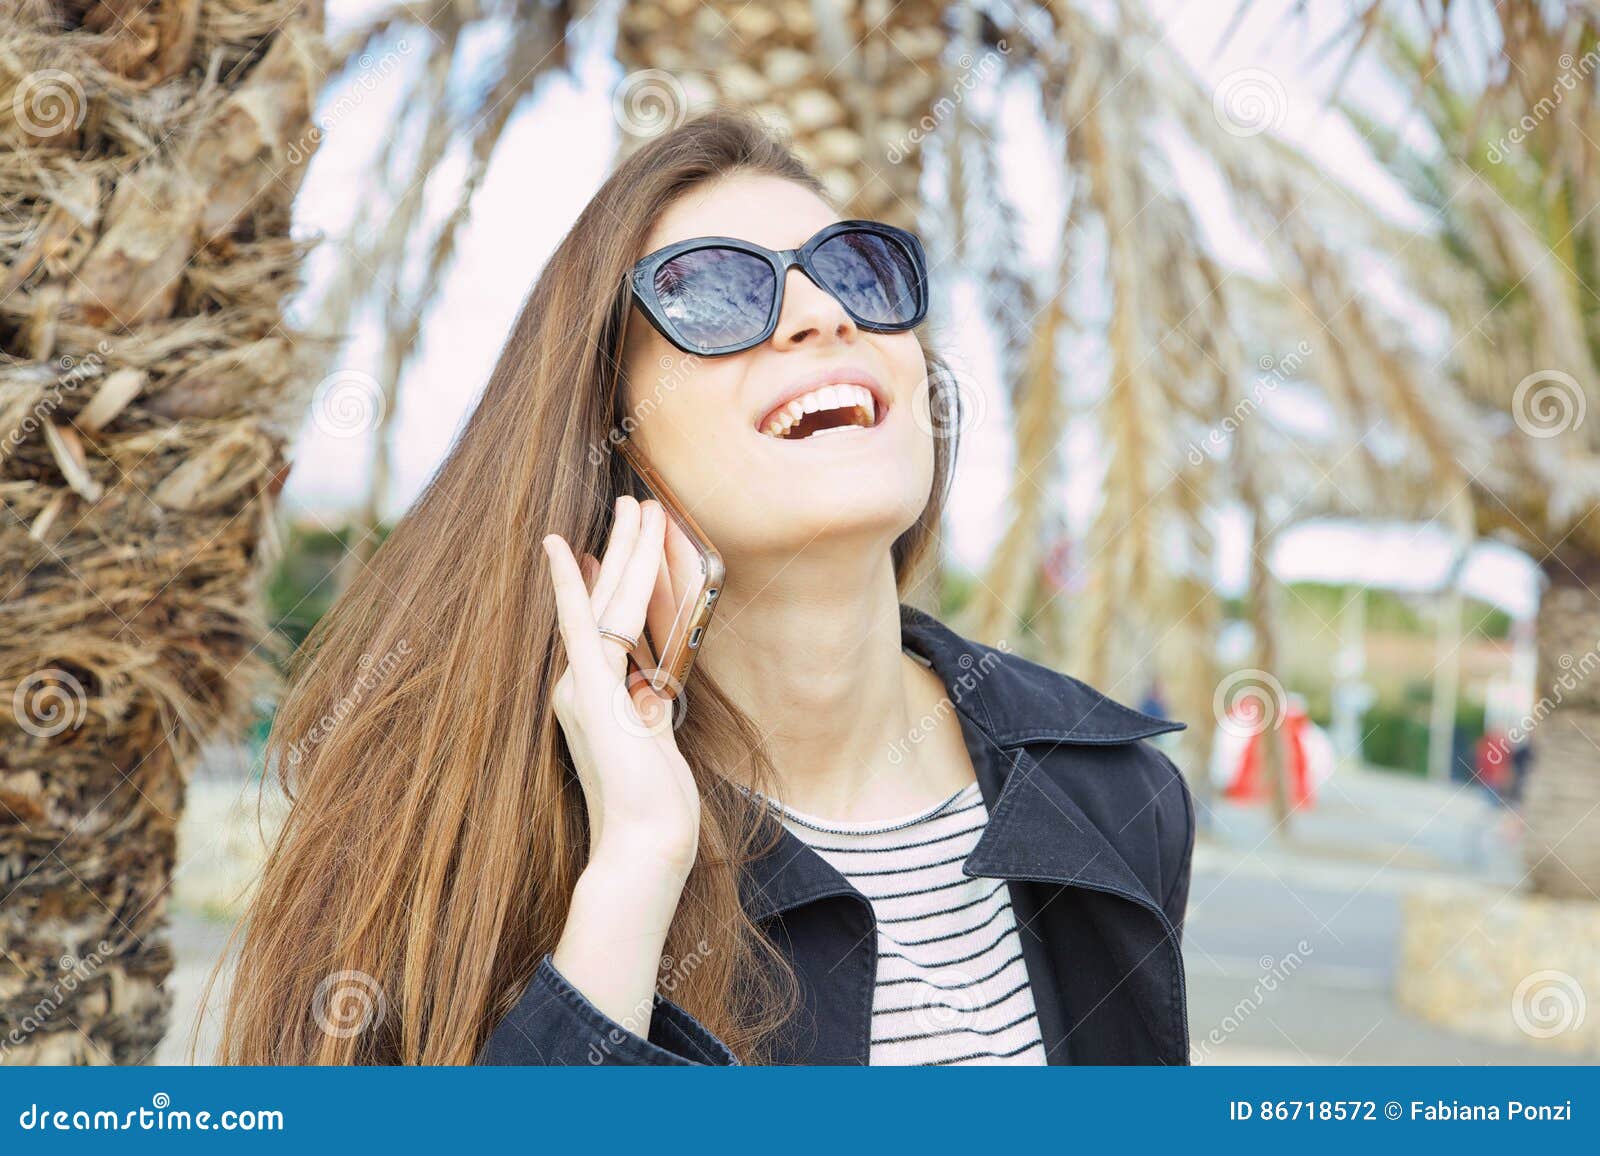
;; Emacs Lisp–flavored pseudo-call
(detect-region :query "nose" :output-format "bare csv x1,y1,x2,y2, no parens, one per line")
770,266,858,351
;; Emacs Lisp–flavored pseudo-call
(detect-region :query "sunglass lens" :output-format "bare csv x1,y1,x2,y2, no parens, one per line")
811,230,921,328
654,247,774,351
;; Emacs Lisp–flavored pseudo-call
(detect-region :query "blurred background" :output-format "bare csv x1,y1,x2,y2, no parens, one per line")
2,0,1598,1065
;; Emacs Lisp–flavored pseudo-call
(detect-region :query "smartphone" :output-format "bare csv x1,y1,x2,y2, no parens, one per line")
614,438,723,700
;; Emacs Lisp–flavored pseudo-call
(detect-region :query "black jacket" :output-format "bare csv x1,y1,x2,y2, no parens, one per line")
481,604,1194,1066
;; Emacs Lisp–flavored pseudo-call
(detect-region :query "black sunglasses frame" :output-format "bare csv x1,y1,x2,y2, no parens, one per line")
627,219,930,357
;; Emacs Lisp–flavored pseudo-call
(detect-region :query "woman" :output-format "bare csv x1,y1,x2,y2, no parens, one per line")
219,109,1194,1066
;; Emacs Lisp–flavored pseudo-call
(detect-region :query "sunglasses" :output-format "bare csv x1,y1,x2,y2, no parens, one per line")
627,220,929,357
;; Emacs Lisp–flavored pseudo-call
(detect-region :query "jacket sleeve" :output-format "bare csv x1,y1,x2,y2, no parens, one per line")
478,954,740,1066
1156,751,1195,944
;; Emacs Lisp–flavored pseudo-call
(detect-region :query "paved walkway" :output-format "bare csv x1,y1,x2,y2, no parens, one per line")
160,765,1583,1065
1184,763,1565,1064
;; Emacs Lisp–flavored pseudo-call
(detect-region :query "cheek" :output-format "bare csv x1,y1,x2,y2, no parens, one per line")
625,356,744,496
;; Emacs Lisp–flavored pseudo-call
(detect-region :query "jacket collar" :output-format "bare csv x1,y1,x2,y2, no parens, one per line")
739,604,1184,922
898,604,1182,749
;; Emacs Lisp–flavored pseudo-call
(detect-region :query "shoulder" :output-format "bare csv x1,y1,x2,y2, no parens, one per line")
900,604,1193,898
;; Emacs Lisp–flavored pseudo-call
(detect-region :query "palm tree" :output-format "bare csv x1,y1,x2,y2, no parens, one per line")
1333,5,1600,897
0,0,324,1062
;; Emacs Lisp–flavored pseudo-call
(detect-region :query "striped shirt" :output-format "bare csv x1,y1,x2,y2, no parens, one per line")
772,781,1048,1065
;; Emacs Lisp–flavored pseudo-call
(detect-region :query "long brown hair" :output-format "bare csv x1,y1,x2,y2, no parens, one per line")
216,108,958,1064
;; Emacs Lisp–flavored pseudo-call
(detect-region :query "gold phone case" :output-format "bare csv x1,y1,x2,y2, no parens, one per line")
615,439,724,700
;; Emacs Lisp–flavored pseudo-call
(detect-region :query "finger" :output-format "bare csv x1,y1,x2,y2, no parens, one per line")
542,534,608,684
589,495,640,617
596,501,666,677
642,541,679,689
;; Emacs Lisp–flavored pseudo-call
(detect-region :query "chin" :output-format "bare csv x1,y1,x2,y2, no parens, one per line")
738,484,928,561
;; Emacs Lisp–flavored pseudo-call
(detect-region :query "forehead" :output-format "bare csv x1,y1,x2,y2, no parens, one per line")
641,173,839,257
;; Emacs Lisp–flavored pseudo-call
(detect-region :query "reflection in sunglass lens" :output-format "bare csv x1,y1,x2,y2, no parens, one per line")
811,231,920,327
654,247,775,350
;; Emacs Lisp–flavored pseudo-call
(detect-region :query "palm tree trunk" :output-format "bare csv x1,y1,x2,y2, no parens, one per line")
1,0,324,1064
615,0,947,230
1522,555,1600,899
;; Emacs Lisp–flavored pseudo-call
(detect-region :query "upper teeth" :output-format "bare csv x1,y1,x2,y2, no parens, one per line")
762,384,877,438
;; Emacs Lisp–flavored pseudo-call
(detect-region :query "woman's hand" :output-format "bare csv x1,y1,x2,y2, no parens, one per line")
543,497,703,1033
542,495,700,877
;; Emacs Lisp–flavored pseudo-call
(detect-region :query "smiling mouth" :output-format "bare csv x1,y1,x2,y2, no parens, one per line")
760,384,881,440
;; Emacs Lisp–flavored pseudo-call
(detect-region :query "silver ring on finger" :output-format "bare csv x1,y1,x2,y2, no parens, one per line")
596,626,639,651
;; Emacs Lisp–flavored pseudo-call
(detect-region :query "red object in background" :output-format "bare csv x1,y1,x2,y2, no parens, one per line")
1476,730,1511,792
1042,537,1073,592
1223,699,1315,808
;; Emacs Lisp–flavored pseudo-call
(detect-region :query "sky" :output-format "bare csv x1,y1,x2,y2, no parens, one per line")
280,0,1541,619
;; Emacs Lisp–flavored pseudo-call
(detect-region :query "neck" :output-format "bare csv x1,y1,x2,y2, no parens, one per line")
698,543,942,819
